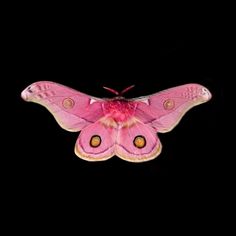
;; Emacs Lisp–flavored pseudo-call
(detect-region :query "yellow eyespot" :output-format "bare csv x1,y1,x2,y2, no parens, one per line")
163,99,175,110
63,98,75,109
133,136,146,149
90,135,102,148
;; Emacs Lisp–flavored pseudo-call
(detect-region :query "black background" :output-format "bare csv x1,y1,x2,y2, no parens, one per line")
0,2,228,232
9,8,224,207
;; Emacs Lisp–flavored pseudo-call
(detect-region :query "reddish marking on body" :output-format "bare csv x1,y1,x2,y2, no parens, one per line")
103,99,136,122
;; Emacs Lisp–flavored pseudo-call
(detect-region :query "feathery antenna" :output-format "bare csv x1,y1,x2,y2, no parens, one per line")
103,87,119,95
103,85,135,96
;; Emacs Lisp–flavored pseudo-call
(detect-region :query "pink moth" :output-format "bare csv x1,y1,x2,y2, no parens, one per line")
21,81,211,162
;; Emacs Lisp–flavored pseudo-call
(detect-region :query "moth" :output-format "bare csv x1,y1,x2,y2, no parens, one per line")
21,81,211,162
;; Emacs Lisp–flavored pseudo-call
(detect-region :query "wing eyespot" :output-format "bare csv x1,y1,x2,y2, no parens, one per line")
133,135,146,149
90,135,102,148
163,99,175,110
63,98,75,109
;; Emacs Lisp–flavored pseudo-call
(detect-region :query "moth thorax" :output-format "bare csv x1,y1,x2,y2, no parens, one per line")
103,100,135,122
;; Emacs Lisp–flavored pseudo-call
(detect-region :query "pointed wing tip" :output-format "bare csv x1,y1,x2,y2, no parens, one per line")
202,86,212,101
21,90,27,101
21,88,31,101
